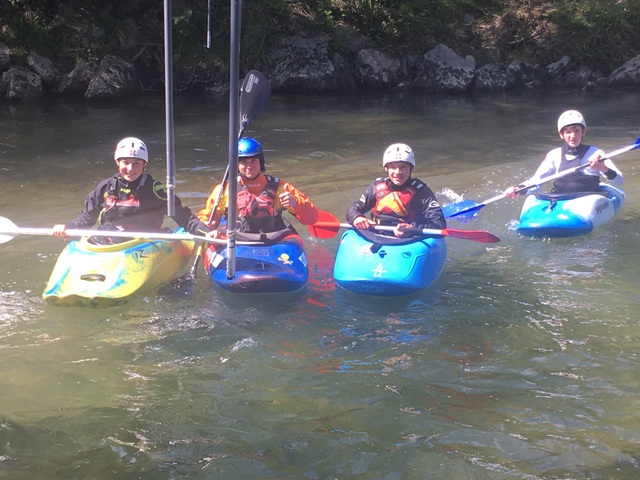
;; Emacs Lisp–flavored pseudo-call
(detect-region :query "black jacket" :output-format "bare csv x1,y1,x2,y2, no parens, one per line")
67,173,210,235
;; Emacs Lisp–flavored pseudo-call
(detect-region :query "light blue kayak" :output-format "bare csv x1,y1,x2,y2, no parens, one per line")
333,229,447,296
516,184,625,238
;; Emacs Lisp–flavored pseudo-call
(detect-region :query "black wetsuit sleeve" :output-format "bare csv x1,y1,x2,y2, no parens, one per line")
346,182,377,224
66,181,110,229
171,193,212,235
410,185,447,230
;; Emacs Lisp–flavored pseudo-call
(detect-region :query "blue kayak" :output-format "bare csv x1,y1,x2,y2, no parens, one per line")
516,184,625,238
203,227,308,293
333,229,447,296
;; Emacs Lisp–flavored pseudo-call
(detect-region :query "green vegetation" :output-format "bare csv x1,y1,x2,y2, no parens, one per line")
476,1,640,70
2,0,640,82
550,1,640,71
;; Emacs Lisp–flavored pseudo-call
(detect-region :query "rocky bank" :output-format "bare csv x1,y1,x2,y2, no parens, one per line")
2,29,640,102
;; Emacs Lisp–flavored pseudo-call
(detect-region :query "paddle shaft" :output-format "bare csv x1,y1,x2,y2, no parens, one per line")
310,220,500,243
188,70,271,277
226,71,270,279
188,164,230,276
447,138,640,218
213,70,271,224
323,222,447,237
0,223,260,245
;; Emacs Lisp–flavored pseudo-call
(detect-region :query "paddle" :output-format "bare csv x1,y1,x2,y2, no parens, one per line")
186,70,272,279
307,210,500,243
446,136,640,219
0,216,261,246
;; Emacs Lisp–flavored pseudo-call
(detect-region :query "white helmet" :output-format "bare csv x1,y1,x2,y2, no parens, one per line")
383,143,415,167
114,137,149,163
557,110,586,133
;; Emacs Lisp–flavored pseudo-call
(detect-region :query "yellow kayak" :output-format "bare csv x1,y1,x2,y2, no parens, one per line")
43,232,195,307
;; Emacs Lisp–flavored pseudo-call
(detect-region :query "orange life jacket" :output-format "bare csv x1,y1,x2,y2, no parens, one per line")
371,178,419,224
236,175,286,233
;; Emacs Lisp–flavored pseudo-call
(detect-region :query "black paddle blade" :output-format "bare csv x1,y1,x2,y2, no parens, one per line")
239,70,271,134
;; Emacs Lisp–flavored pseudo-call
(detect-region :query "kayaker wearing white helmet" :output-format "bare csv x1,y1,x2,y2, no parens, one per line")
346,143,446,238
52,137,210,243
505,110,623,197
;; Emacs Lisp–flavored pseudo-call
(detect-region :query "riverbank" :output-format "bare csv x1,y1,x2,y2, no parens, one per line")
2,1,640,102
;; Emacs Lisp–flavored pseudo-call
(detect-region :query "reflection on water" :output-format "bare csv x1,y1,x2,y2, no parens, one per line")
2,91,640,478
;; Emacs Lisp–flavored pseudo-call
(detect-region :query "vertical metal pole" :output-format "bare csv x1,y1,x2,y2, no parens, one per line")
226,0,241,279
206,0,212,49
164,0,176,216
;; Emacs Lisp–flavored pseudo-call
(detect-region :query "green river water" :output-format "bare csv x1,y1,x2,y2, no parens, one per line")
1,89,640,479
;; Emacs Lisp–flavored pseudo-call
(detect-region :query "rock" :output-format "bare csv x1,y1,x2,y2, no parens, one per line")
0,42,10,74
505,62,526,88
415,44,475,92
506,61,548,88
334,23,371,54
1,67,43,100
26,51,61,88
331,52,357,91
546,55,574,78
58,59,97,96
85,55,138,100
562,65,594,88
355,49,403,88
474,63,507,90
607,55,640,87
269,34,354,92
8,23,640,101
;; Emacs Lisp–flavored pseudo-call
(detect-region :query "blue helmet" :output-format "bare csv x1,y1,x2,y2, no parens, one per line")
238,137,265,172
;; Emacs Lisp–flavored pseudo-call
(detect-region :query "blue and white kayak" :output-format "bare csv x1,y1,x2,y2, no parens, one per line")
516,184,625,238
333,229,447,296
203,228,308,293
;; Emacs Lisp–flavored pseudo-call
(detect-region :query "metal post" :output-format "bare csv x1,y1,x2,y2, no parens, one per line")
226,0,242,279
164,0,176,216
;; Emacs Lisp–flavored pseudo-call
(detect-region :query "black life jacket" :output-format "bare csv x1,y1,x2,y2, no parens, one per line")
553,145,601,194
98,174,157,230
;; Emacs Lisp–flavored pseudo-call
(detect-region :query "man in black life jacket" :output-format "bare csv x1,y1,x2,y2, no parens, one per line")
52,137,210,243
346,143,446,238
505,110,623,198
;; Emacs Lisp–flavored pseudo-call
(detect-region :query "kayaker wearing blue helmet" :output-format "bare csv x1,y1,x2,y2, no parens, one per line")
505,110,623,197
52,137,210,243
346,143,446,238
198,137,318,234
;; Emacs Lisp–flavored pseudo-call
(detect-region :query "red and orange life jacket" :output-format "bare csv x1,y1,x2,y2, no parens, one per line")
371,178,420,224
236,175,286,233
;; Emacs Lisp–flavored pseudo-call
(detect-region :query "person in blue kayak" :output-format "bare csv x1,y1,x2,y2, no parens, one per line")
198,137,319,235
346,143,446,238
52,137,210,243
504,110,623,198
